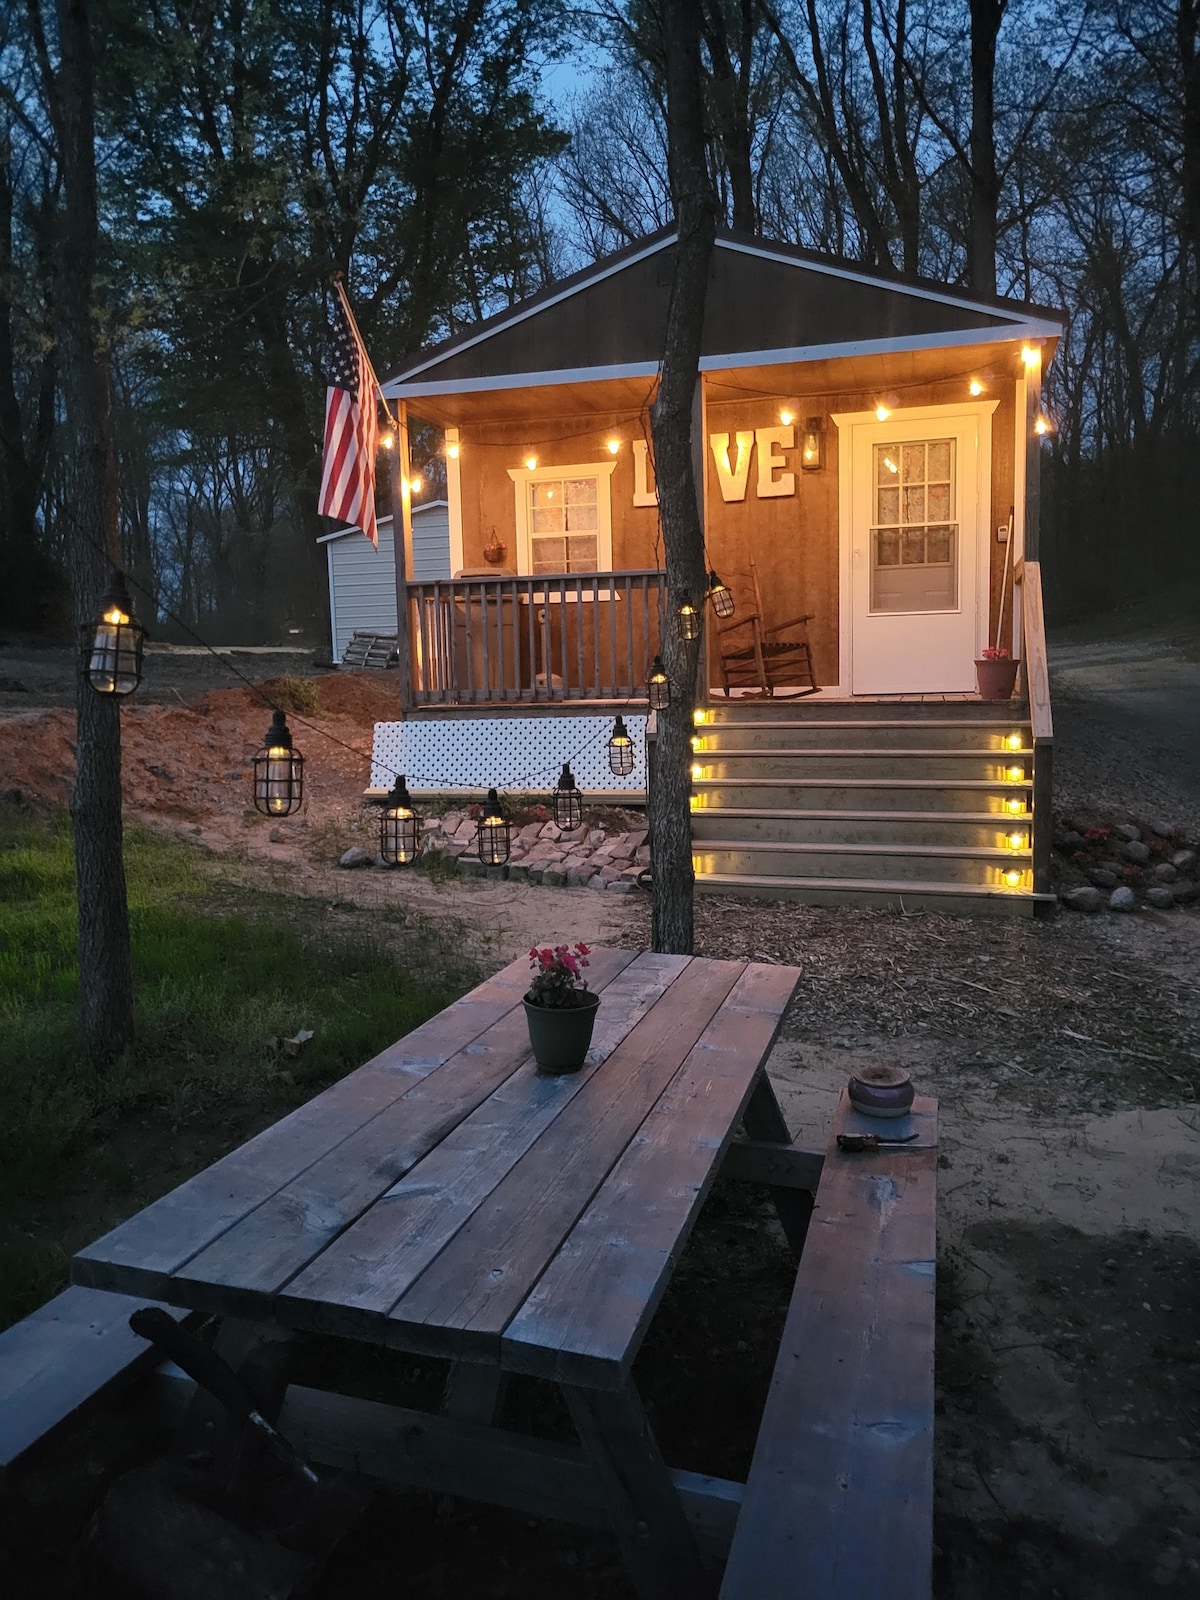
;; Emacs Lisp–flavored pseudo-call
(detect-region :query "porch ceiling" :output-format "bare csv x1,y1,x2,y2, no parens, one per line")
702,334,1060,408
404,374,659,431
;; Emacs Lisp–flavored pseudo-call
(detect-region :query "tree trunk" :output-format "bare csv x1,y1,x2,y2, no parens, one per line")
49,0,135,1058
649,0,715,957
968,0,1005,296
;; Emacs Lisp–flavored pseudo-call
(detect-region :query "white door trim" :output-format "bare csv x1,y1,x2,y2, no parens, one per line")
833,400,998,694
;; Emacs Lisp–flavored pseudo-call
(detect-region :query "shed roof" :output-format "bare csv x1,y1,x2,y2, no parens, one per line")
317,502,448,544
384,230,1063,403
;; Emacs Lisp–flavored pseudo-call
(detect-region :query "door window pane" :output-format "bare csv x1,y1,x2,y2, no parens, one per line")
871,439,958,612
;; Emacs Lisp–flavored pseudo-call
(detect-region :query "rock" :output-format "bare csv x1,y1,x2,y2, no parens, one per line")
1146,887,1176,910
1149,820,1174,838
608,878,635,894
1115,823,1141,842
557,826,589,844
626,829,649,850
507,864,528,884
541,868,566,887
457,857,483,878
588,875,608,890
1098,858,1124,875
567,866,593,886
539,823,563,841
1152,862,1178,883
1124,840,1151,864
1087,869,1118,889
517,822,544,844
1172,849,1197,873
485,864,508,881
1054,830,1085,851
1062,886,1102,912
338,846,372,868
1108,886,1137,912
1172,880,1198,903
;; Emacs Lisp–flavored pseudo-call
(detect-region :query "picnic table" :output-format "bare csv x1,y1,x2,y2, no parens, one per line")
72,948,804,1599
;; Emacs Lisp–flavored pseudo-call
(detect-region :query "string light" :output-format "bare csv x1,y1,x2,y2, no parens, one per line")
1021,344,1040,368
606,439,620,455
524,455,538,470
607,716,635,776
875,393,900,421
707,572,735,619
1034,414,1052,436
84,569,145,697
476,788,511,865
446,442,460,459
677,602,701,642
253,710,304,817
779,407,794,426
552,763,583,830
380,775,421,865
647,656,672,710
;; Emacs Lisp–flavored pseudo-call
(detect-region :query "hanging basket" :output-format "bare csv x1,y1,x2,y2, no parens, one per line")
974,657,1020,700
523,993,601,1075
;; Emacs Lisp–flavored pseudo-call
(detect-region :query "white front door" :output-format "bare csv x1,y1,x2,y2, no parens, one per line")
837,404,995,694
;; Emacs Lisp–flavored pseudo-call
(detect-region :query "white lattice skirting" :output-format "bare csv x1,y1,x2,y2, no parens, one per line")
369,714,650,801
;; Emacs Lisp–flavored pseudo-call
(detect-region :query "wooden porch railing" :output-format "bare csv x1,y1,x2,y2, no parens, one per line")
1016,558,1054,897
406,570,667,705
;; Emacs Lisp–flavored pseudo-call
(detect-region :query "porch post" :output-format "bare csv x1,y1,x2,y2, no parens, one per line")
694,376,707,704
389,401,414,713
1022,345,1042,562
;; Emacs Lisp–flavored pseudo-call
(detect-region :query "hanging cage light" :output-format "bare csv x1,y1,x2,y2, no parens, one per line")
800,416,825,471
380,774,422,866
552,763,583,831
252,709,304,817
647,656,672,710
83,568,145,696
476,787,511,866
607,715,635,776
676,601,701,642
706,572,735,619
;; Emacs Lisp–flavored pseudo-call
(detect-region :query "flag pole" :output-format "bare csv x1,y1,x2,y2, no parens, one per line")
329,274,413,714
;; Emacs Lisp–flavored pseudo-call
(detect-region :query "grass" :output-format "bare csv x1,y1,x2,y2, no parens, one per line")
0,798,473,1329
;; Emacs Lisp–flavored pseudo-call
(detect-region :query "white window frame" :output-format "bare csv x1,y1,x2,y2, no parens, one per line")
507,461,617,577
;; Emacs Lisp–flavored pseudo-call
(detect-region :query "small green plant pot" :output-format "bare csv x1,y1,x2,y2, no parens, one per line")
524,993,601,1075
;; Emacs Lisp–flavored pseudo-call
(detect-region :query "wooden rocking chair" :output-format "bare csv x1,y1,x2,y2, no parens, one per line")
717,558,819,698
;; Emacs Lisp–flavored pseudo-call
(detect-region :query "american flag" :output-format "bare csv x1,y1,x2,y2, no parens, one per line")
318,289,379,547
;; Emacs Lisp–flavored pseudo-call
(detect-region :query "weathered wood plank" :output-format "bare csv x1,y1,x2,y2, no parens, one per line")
276,953,693,1346
72,953,632,1302
502,964,801,1386
0,1287,186,1479
721,1139,824,1192
565,1381,715,1599
383,959,747,1362
719,1089,938,1600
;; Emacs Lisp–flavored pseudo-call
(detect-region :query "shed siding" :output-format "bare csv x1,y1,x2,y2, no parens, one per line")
326,505,450,660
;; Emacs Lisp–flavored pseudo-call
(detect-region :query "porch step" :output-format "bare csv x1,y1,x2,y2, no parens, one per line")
692,840,1030,886
700,699,1026,724
690,809,1030,849
692,778,1033,813
694,718,1030,751
691,750,1031,783
694,872,1038,917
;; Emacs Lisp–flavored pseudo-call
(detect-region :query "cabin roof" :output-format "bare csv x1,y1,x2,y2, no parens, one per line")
383,230,1064,402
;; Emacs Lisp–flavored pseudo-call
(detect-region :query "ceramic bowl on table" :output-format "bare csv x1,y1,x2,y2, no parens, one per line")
847,1064,914,1119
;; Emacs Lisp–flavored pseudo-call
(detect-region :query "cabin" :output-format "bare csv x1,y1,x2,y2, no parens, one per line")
356,228,1062,914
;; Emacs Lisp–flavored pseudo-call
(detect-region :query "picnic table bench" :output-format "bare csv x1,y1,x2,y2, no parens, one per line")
2,948,936,1599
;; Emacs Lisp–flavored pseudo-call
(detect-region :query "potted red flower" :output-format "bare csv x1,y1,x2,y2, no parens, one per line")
975,645,1020,700
524,942,599,1074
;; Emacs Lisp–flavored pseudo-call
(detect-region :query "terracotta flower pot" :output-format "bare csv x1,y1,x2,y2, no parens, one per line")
975,657,1019,700
524,993,601,1075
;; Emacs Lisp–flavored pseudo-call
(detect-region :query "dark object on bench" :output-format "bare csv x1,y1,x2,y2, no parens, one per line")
0,1286,189,1482
340,631,399,669
720,1088,937,1599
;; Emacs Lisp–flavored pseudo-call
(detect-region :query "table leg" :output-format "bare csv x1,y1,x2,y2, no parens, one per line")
563,1379,715,1600
741,1069,814,1259
441,1360,508,1424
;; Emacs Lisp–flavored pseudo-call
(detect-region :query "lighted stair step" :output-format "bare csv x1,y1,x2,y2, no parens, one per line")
694,720,1032,752
689,809,1032,849
693,871,1038,917
691,839,1031,886
692,779,1033,813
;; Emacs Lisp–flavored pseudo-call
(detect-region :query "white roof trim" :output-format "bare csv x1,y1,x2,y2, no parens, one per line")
699,320,1063,374
386,322,1060,404
317,500,448,543
381,235,675,395
718,237,1063,325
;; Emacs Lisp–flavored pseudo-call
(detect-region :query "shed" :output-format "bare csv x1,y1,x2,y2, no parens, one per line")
318,502,450,662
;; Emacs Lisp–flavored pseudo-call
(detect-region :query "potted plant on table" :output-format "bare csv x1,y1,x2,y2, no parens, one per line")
974,645,1020,700
524,942,600,1075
